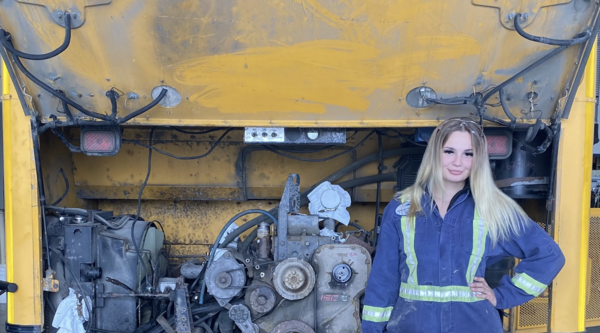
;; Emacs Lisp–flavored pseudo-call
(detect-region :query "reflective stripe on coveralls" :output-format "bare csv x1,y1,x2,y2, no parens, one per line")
399,208,486,302
362,305,394,322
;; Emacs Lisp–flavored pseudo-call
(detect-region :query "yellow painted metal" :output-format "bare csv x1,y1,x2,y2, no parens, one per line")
578,41,596,332
0,1,595,125
2,60,44,326
2,57,15,324
549,45,596,333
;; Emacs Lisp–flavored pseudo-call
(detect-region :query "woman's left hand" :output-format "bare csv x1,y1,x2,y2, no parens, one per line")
470,277,497,307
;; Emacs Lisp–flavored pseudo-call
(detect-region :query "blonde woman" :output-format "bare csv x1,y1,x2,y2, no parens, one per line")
361,118,565,333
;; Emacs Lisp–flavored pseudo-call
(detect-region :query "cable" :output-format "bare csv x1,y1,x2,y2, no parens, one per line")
239,172,397,252
170,127,227,135
199,209,278,304
11,54,114,120
265,144,340,154
236,147,425,251
123,129,231,160
50,168,70,206
514,14,590,46
482,45,568,103
31,122,52,270
262,130,375,162
49,247,93,333
0,14,72,60
132,127,155,293
118,89,167,123
498,88,517,126
373,132,384,247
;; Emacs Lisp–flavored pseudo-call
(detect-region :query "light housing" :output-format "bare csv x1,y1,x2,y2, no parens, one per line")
80,126,122,156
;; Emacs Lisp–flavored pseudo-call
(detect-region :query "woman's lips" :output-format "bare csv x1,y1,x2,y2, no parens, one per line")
448,170,463,175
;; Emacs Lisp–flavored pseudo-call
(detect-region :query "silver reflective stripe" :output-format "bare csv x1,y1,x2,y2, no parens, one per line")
362,305,393,323
399,283,483,303
466,209,487,283
401,215,418,284
512,273,546,296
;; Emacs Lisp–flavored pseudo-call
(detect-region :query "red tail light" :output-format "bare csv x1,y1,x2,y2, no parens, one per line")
80,127,122,156
485,130,512,159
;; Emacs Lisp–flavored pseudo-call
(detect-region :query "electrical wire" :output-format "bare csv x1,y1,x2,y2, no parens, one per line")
50,168,70,206
0,13,72,60
262,130,375,162
514,14,590,46
122,129,231,160
169,127,227,135
373,132,384,247
132,127,155,293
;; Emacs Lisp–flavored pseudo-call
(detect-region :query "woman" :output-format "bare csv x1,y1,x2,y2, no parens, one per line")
361,118,565,333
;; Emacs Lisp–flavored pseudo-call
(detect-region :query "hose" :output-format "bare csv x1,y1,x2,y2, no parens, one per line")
514,14,590,46
0,13,72,60
199,209,278,304
239,172,397,252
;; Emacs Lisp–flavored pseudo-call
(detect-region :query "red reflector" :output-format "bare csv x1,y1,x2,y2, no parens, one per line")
83,131,116,152
486,135,509,155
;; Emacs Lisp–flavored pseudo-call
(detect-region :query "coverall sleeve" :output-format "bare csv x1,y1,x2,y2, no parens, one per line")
492,219,565,310
362,202,402,333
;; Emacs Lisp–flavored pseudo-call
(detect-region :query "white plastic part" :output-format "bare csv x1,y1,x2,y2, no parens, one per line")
52,288,91,333
307,181,351,225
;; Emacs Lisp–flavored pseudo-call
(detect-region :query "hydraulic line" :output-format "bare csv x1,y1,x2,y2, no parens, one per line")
514,14,590,46
0,13,72,60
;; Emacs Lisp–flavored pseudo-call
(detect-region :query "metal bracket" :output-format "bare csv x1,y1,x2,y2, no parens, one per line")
472,0,572,29
275,174,301,261
15,0,113,28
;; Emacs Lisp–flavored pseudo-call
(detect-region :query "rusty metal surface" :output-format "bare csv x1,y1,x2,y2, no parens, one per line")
0,0,597,126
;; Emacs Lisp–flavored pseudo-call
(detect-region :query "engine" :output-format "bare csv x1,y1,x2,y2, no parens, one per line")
44,174,372,333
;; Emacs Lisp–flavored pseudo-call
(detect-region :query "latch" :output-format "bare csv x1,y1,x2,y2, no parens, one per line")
15,0,113,28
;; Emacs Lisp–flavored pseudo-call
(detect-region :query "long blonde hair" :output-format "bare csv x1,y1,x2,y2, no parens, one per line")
395,117,528,244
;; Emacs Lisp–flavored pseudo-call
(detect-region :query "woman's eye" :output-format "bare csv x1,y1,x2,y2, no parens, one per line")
465,152,473,157
443,150,453,154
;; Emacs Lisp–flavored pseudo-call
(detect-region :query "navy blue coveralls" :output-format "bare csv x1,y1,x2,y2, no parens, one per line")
361,189,565,333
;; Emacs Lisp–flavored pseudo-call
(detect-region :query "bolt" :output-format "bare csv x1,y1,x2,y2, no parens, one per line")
36,93,41,97
508,13,515,20
57,12,63,19
522,13,529,20
89,93,94,97
260,272,265,278
224,252,231,258
77,93,83,98
398,97,403,101
106,78,111,82
160,80,165,83
255,265,260,270
305,241,310,246
245,258,251,263
533,78,540,85
280,241,285,246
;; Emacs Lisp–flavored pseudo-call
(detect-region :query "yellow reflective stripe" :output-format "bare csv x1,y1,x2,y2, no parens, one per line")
466,209,487,283
399,283,483,303
362,305,393,322
400,215,418,284
512,273,547,296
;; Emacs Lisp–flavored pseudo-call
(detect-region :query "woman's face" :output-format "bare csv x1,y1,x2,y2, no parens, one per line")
441,131,473,185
